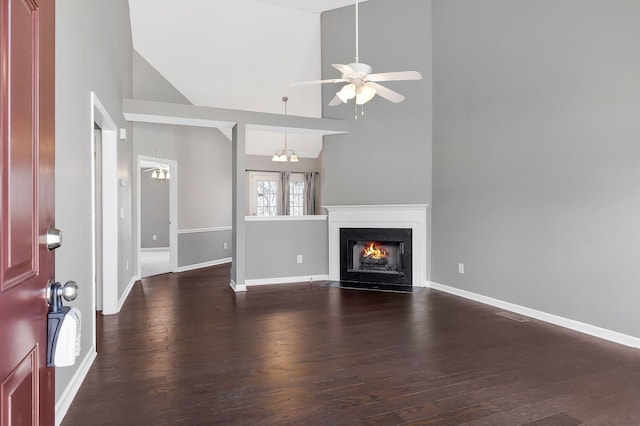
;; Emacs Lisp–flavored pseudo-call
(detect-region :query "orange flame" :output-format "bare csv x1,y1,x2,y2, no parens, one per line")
362,242,388,260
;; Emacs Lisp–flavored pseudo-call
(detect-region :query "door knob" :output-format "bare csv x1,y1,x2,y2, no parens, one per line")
48,281,78,313
46,227,62,251
59,281,78,301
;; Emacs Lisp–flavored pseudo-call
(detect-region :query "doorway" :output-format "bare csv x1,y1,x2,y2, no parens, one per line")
137,156,178,278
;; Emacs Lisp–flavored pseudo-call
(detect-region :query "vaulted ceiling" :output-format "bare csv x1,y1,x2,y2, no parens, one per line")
128,0,366,158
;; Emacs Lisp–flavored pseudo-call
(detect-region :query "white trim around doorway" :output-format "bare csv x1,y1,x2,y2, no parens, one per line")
91,92,119,316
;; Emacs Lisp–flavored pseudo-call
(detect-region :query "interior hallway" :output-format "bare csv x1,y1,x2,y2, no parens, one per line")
62,265,640,424
139,249,171,278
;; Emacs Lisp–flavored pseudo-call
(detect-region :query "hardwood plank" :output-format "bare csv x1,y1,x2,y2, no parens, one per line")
61,265,640,425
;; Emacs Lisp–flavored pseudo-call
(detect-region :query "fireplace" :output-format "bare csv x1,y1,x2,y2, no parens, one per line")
325,204,429,287
340,228,412,286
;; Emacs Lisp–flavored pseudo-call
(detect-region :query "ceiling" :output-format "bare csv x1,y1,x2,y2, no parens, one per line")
129,0,366,158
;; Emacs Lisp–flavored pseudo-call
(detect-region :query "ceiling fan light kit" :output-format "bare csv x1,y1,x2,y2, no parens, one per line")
355,84,376,105
292,0,422,113
336,83,356,103
145,166,170,181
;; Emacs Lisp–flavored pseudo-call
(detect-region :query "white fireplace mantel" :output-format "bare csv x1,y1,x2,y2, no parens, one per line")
323,204,429,287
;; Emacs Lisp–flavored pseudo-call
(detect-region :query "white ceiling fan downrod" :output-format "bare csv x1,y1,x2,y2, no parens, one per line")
355,0,359,64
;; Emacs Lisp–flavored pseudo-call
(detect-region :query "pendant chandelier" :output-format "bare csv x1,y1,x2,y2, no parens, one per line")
272,96,298,163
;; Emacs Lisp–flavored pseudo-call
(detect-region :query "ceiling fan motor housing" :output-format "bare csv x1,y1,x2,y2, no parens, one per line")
346,62,372,78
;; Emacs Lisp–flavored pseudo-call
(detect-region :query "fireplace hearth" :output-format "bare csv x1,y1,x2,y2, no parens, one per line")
340,228,412,286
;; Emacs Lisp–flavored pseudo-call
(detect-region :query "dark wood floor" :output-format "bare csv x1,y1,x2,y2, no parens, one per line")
62,265,640,425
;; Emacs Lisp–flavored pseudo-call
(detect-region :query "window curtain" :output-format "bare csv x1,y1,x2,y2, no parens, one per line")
279,171,290,215
304,172,317,215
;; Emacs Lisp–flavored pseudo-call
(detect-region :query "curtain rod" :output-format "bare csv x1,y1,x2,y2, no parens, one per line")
245,169,319,174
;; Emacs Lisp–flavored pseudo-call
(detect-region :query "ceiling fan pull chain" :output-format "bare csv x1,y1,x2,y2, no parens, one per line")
355,102,358,119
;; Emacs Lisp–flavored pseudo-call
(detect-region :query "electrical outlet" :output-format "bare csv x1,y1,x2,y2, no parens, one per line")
152,235,157,241
458,263,464,274
297,255,303,264
126,260,129,271
223,242,228,249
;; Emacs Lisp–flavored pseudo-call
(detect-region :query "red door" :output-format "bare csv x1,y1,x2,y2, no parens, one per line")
1,0,56,424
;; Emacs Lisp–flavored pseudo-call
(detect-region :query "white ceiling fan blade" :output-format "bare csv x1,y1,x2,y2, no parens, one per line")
328,95,343,106
332,63,357,75
366,82,405,103
291,78,348,87
367,71,422,82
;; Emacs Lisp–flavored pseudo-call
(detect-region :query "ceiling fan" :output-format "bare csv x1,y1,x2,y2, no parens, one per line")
292,0,422,106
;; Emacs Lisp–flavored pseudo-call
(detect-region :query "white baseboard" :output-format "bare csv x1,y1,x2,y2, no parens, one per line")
55,346,97,426
230,280,247,292
245,274,329,287
428,281,640,349
116,275,140,313
176,257,231,273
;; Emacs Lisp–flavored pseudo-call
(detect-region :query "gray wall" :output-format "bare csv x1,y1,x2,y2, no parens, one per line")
134,123,232,229
431,0,640,337
320,0,432,281
140,170,170,248
133,50,191,104
132,51,233,269
178,230,232,267
55,0,134,402
320,0,432,206
245,219,328,280
133,123,232,268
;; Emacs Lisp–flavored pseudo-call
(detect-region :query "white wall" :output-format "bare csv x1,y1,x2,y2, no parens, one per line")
129,0,322,117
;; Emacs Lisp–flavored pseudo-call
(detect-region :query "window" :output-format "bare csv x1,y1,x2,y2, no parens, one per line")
250,172,279,216
289,176,305,216
249,172,306,216
256,179,278,216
